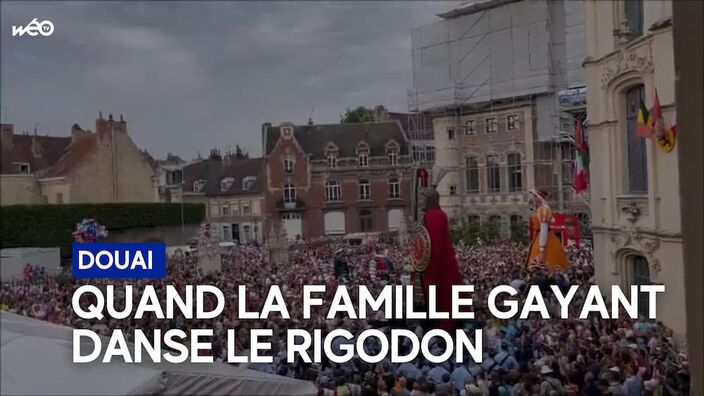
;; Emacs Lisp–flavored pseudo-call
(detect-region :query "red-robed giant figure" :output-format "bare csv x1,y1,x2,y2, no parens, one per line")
418,188,464,332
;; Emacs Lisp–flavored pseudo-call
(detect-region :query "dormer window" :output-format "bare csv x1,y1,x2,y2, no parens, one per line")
193,179,206,193
14,162,30,174
242,176,256,191
166,169,183,185
386,141,399,166
220,177,234,192
327,152,338,168
358,152,368,167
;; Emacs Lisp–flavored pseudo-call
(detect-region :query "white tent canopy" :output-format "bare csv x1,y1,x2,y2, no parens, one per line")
1,313,317,395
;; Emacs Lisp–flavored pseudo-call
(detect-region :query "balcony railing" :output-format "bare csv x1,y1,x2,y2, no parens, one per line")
310,155,413,169
276,199,305,211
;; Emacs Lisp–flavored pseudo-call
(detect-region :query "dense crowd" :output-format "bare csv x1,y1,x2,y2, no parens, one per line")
0,240,691,395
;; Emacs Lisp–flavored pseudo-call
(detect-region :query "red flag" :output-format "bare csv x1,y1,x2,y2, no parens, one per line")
651,89,666,138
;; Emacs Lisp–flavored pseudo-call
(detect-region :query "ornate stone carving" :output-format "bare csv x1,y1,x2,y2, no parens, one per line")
601,49,654,89
621,201,642,224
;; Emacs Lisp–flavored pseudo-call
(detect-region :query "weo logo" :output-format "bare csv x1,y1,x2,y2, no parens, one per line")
72,243,166,279
12,18,54,37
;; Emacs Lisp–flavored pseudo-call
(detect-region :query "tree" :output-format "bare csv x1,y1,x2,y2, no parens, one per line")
234,145,249,159
342,105,388,123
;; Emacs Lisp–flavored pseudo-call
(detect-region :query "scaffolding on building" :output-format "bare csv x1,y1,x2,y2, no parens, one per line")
406,0,591,237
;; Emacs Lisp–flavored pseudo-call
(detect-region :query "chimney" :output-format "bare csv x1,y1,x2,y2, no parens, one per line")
71,123,91,144
261,122,272,156
31,127,41,157
1,124,13,148
96,114,110,142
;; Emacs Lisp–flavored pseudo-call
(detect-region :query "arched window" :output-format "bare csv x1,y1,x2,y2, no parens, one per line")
625,85,648,193
360,210,373,232
488,215,502,237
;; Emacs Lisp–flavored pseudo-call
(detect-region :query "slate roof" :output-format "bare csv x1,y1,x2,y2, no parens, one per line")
386,112,434,141
0,128,72,175
182,157,264,196
264,121,409,159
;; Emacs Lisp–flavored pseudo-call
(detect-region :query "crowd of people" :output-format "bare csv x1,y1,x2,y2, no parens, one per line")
0,239,691,395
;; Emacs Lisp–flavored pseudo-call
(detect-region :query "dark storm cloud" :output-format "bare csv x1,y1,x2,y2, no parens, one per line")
0,1,455,159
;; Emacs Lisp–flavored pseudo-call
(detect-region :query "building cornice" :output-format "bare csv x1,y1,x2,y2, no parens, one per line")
592,224,682,240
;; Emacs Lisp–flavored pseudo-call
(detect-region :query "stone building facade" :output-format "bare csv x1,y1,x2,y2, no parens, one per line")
432,102,536,237
181,157,264,244
1,115,158,205
583,0,684,337
263,121,413,240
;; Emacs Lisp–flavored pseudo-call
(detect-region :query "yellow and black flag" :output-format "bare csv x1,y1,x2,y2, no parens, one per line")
636,99,653,138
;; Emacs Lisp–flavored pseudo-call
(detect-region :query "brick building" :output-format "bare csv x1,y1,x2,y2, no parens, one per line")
262,121,413,240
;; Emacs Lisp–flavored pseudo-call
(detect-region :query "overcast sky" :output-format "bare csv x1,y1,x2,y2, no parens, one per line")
1,1,456,159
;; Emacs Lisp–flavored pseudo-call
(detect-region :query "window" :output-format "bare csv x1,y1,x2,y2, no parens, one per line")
222,225,231,241
283,155,294,174
449,185,457,195
486,155,501,192
358,153,368,167
624,0,643,38
242,203,251,215
468,215,480,225
485,118,497,134
220,177,234,192
447,128,456,140
166,170,182,185
326,180,341,201
488,215,502,235
507,153,523,192
242,176,256,191
193,179,206,192
412,146,423,161
388,150,398,166
388,178,400,199
465,156,479,193
56,193,63,204
42,195,48,204
626,85,648,194
284,183,296,203
16,162,30,174
507,114,519,131
425,146,435,162
631,255,651,315
221,205,230,216
360,210,373,232
327,152,338,168
465,120,476,135
359,179,371,200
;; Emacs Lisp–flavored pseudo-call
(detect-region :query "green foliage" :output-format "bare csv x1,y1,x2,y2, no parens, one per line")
451,218,500,246
510,220,530,245
342,105,386,123
0,203,205,255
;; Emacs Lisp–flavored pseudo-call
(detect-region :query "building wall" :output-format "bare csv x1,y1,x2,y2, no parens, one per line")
0,175,40,205
207,195,265,243
41,179,70,204
264,125,413,239
68,124,156,203
584,1,683,337
433,104,536,234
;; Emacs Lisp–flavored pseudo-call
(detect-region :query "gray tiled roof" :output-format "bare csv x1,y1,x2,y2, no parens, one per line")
264,121,410,159
182,157,263,196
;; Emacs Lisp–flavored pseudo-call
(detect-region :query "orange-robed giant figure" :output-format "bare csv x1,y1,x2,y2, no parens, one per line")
526,189,570,272
417,188,464,332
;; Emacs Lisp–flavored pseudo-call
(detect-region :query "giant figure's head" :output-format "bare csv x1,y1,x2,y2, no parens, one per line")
424,186,440,211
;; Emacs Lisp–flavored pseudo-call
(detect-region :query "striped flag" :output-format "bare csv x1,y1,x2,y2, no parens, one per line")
573,116,589,193
636,99,653,138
